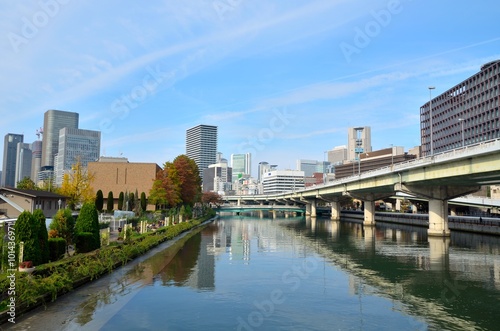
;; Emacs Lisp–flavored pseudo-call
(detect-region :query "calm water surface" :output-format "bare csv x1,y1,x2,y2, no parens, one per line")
6,215,500,330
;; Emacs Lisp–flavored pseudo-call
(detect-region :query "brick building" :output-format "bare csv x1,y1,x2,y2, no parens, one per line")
87,158,161,210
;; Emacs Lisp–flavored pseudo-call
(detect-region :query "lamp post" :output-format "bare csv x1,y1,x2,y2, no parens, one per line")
458,118,465,147
428,86,436,156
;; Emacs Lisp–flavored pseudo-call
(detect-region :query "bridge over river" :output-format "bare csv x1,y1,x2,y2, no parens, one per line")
223,138,500,237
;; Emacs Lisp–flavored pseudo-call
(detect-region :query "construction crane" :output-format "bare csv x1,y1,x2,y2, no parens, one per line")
36,127,43,140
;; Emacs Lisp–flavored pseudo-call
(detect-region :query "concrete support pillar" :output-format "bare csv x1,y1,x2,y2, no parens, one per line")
395,198,401,212
428,199,450,236
310,199,317,218
347,192,390,227
450,206,457,216
330,200,341,221
305,203,311,217
237,198,241,206
396,183,480,237
363,200,376,226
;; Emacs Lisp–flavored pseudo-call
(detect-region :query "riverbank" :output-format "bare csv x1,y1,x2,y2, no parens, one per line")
0,215,217,326
341,210,500,236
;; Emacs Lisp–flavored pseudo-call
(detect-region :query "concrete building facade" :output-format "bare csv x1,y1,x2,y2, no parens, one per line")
15,142,32,186
420,60,500,156
347,127,372,162
261,169,305,195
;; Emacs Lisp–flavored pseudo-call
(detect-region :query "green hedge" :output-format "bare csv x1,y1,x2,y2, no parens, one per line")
48,238,67,262
75,232,95,254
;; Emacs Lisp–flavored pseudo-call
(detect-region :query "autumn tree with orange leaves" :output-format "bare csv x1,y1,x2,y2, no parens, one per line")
149,155,201,209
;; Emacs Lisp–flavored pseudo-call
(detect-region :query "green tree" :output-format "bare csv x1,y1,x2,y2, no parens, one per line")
50,208,76,253
118,192,124,210
17,176,37,190
149,179,167,210
59,157,95,209
140,192,147,212
128,192,135,212
33,209,49,264
107,191,114,212
95,190,104,212
75,202,101,251
15,211,41,265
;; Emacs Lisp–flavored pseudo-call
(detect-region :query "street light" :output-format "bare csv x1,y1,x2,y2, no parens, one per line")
458,118,465,147
428,86,436,156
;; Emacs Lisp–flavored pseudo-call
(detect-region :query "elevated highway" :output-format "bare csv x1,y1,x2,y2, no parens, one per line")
223,138,500,237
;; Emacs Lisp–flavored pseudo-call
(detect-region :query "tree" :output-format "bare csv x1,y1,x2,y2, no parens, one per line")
75,202,100,250
128,192,135,212
17,177,37,190
33,209,49,264
149,179,167,210
202,192,223,207
172,155,201,206
59,157,95,210
140,192,147,212
95,190,104,212
15,211,41,265
118,192,124,210
107,191,114,212
50,208,75,253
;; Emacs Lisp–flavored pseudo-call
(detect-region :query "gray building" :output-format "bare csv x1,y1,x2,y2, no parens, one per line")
2,133,24,187
42,109,79,167
15,142,32,186
186,124,218,182
31,140,42,182
55,128,101,185
421,60,500,156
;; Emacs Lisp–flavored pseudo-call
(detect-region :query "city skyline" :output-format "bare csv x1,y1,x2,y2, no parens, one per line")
1,1,499,176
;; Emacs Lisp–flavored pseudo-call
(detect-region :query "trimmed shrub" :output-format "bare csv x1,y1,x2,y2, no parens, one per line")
75,232,95,254
95,190,104,212
48,238,67,261
34,209,49,264
107,191,114,212
15,211,42,265
75,202,101,251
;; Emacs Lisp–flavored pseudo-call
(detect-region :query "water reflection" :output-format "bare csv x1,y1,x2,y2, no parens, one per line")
5,216,500,331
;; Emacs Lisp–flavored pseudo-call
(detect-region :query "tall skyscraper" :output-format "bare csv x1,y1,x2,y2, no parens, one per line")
15,142,32,186
2,133,23,187
347,127,372,161
230,153,251,183
42,110,79,167
55,128,101,185
186,124,218,182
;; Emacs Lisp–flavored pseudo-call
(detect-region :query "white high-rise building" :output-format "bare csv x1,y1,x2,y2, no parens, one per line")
186,124,218,182
55,128,101,185
42,110,79,167
261,170,305,195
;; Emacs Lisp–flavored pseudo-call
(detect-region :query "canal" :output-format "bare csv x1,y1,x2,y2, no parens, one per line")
6,215,500,330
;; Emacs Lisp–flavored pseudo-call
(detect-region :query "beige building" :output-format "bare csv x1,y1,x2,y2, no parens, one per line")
88,158,161,210
0,187,67,218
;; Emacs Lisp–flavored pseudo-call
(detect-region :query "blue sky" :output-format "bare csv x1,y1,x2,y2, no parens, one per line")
1,0,499,177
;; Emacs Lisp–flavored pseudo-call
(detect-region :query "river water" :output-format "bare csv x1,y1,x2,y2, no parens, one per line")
5,215,500,330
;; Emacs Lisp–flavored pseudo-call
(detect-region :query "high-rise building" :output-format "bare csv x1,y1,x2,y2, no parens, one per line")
186,124,218,182
15,143,32,187
31,140,42,182
230,153,251,183
327,145,348,165
296,159,330,177
2,133,23,187
55,128,101,185
203,159,232,193
347,127,372,162
42,110,79,167
420,60,500,156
